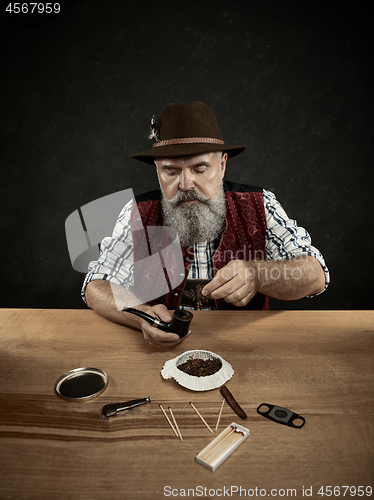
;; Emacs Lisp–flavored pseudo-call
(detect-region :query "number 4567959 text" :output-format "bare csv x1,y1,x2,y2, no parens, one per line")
5,3,61,14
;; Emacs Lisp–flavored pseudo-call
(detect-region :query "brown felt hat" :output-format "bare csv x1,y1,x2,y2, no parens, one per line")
130,101,247,165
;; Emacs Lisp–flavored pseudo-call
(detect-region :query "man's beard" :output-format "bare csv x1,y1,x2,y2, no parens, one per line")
161,181,226,247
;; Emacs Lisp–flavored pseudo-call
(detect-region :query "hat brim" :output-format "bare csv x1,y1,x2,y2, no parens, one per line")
130,143,247,165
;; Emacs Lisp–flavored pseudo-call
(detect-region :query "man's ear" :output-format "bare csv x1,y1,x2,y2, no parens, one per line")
220,152,228,178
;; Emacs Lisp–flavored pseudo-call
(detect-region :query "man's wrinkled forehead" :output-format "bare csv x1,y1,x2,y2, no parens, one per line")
154,151,222,168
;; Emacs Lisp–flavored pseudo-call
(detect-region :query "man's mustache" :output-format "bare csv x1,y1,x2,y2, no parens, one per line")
170,189,211,207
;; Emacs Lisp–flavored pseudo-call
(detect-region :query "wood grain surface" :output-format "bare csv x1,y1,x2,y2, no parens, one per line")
0,309,373,499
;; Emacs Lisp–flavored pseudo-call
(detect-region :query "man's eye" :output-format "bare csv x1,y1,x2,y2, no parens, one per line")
167,170,179,176
194,169,206,174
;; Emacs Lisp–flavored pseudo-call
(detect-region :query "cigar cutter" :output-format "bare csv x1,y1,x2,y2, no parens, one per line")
257,403,305,428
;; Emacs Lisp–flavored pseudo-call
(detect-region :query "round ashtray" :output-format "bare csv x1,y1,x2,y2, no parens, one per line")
161,350,234,391
55,367,108,401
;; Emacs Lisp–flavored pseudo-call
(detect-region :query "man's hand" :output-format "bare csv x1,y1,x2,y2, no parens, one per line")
201,256,326,305
86,281,191,347
201,260,258,307
140,304,192,347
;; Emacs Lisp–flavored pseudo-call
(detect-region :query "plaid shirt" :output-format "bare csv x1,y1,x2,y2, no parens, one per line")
81,189,330,304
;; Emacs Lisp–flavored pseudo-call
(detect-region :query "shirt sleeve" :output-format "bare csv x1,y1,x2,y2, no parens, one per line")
81,199,135,306
263,189,330,296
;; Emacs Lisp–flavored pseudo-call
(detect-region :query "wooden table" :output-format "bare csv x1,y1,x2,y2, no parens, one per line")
0,309,373,499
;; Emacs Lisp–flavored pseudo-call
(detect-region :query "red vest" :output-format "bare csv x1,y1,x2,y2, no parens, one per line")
130,181,269,310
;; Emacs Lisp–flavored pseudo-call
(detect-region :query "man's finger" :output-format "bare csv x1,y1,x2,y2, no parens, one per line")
152,304,172,323
207,274,244,300
144,328,192,347
144,325,180,342
202,270,236,296
225,286,254,306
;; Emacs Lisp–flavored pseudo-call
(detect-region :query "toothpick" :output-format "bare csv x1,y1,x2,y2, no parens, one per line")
215,397,225,432
159,404,178,438
189,402,213,433
169,407,183,441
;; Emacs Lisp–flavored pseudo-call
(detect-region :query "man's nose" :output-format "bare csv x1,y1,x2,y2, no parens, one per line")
179,170,195,191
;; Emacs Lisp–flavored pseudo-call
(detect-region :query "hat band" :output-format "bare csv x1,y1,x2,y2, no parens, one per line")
152,137,225,148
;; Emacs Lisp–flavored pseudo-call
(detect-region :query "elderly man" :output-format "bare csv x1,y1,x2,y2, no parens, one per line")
83,102,329,347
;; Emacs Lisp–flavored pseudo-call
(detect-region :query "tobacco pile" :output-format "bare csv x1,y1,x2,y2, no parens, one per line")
177,357,222,377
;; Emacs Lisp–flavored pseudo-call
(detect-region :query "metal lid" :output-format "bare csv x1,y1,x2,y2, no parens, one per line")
55,367,108,401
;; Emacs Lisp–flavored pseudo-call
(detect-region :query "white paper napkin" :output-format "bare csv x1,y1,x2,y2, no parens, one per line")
161,350,234,391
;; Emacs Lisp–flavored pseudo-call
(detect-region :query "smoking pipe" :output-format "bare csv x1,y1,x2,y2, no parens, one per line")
123,307,193,338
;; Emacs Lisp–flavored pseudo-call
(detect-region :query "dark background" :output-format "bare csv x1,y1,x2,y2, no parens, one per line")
1,0,373,310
